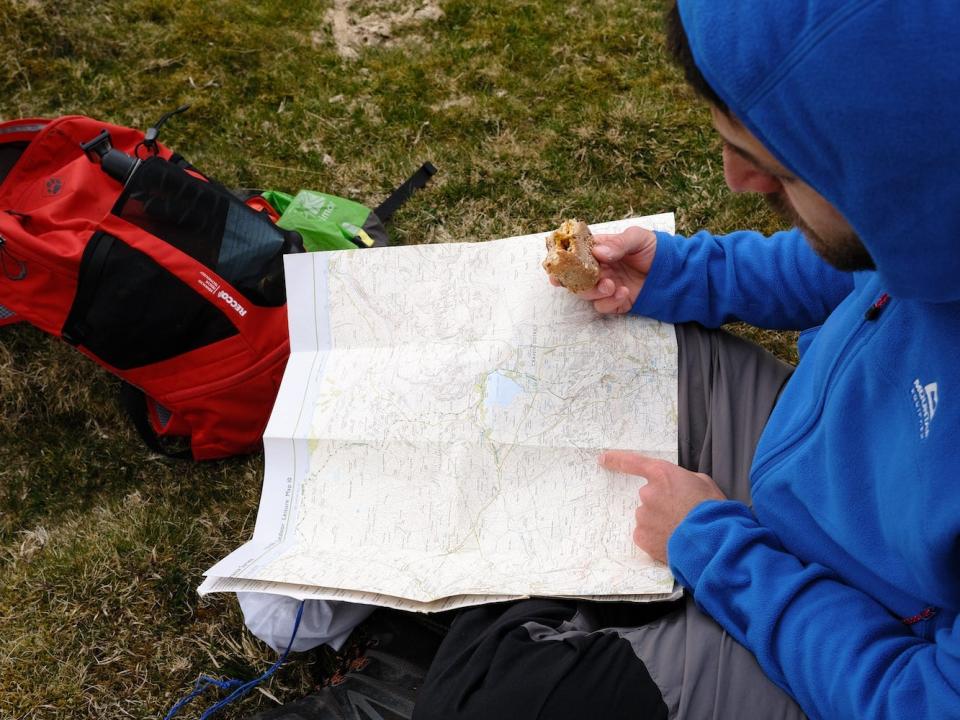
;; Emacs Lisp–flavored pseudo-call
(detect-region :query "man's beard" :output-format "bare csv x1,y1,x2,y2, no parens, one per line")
765,192,875,272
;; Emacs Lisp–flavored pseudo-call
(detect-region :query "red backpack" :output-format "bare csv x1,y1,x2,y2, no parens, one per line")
0,113,303,460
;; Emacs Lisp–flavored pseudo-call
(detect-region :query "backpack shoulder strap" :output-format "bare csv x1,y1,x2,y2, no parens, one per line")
118,382,192,460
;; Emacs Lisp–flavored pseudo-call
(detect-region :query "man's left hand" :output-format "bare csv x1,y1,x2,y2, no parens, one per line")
599,450,727,563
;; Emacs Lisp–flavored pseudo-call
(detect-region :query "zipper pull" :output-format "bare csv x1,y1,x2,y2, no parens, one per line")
0,234,27,281
864,292,890,321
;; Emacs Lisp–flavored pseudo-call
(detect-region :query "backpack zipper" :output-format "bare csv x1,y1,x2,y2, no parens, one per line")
0,234,27,280
1,209,87,276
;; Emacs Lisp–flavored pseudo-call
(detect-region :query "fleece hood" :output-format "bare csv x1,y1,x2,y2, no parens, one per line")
678,0,960,303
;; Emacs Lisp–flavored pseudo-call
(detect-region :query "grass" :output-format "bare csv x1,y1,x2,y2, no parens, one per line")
0,0,796,717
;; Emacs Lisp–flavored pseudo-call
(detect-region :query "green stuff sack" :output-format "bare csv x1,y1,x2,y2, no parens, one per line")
262,162,437,252
261,189,389,251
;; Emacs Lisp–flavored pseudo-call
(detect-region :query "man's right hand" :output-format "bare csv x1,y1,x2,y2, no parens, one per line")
550,226,658,314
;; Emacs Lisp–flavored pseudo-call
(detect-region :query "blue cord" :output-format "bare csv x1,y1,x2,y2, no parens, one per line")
164,599,306,720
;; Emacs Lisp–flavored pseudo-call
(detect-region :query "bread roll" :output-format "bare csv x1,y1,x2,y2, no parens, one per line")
542,219,600,293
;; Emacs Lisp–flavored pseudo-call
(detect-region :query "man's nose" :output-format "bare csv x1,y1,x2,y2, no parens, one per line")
723,145,781,194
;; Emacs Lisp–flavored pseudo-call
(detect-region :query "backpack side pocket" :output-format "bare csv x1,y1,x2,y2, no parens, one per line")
62,231,239,370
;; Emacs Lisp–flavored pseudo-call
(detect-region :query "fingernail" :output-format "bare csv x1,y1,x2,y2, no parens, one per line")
596,246,613,260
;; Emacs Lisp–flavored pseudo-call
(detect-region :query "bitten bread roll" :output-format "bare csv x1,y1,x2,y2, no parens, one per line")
542,219,600,293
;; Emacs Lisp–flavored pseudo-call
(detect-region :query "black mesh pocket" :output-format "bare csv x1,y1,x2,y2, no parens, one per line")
62,232,238,370
112,157,296,306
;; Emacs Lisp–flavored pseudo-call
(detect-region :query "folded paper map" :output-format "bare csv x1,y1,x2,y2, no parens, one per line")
201,214,681,612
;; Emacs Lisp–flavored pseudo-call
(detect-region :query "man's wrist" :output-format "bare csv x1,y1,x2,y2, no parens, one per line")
667,499,751,589
630,230,682,316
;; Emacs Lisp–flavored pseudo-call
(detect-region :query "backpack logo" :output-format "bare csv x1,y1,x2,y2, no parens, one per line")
45,177,63,195
911,379,938,439
200,271,246,317
217,289,247,317
198,271,221,294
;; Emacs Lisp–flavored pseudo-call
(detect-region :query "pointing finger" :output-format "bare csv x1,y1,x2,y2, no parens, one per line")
598,450,669,480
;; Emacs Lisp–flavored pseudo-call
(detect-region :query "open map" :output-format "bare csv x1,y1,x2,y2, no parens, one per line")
201,214,681,612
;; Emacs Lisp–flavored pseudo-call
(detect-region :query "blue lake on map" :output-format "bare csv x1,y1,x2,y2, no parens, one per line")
485,372,524,409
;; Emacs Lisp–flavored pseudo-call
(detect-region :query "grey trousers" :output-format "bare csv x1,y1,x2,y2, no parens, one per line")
414,324,806,719
622,324,804,719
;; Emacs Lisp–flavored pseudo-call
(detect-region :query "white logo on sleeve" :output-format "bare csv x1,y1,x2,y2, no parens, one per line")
911,379,938,439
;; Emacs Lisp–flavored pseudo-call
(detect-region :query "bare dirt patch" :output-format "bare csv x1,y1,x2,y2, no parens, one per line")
320,0,444,59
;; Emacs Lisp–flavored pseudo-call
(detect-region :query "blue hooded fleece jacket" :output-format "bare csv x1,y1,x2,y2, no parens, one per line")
630,2,960,718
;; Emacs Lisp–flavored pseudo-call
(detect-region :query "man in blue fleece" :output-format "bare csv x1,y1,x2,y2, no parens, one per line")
413,1,960,718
